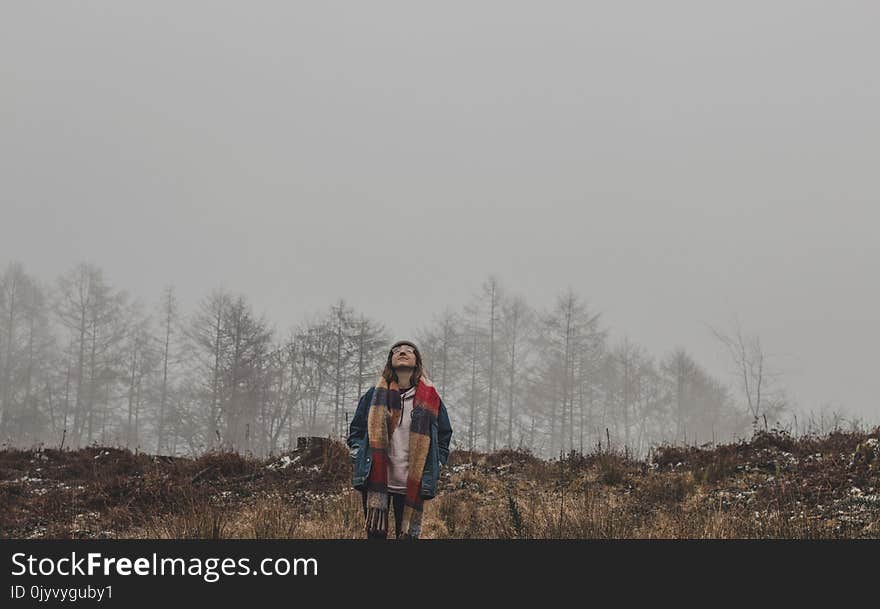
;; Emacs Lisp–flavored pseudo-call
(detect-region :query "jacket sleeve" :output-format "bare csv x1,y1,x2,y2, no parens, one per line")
437,398,453,467
347,389,372,460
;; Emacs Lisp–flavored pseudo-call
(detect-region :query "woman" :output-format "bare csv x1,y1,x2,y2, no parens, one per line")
347,340,453,539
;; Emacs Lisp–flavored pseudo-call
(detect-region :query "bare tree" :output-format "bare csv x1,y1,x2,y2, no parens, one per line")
185,288,233,449
327,300,357,438
259,340,297,454
481,276,503,450
711,320,786,429
498,294,535,449
0,262,25,433
535,289,602,455
122,307,157,449
0,263,54,443
155,286,179,453
288,315,335,438
425,309,459,396
632,350,661,455
460,298,486,452
353,314,387,400
221,295,272,452
660,347,698,444
610,337,641,452
53,263,128,447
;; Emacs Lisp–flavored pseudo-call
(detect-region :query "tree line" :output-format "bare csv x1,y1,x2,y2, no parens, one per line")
415,277,765,458
1,261,779,458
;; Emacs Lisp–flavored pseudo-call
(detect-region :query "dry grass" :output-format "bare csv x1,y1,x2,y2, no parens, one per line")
2,429,879,539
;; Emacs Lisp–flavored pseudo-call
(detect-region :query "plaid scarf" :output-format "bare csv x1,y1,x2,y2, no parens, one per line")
365,375,441,539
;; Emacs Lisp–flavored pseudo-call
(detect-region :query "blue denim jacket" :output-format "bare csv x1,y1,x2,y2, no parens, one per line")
347,386,453,499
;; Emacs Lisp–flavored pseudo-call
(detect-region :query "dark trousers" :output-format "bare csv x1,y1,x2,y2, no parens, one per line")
361,490,405,540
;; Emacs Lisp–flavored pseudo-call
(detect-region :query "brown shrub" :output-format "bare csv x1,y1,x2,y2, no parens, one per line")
595,453,632,486
750,430,796,452
190,450,259,481
637,472,695,508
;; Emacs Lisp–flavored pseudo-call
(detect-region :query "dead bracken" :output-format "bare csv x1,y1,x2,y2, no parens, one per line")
1,429,878,539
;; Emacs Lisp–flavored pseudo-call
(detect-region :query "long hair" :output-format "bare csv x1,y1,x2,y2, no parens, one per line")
380,340,428,386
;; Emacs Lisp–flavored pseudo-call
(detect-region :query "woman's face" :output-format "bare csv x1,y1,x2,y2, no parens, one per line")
390,344,416,369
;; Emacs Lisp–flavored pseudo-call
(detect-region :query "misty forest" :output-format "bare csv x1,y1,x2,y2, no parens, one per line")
0,257,843,459
3,258,879,540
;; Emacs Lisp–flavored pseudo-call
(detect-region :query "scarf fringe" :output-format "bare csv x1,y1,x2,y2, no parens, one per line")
365,490,389,537
365,507,389,538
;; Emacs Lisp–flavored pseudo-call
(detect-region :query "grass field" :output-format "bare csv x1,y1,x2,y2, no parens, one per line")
2,428,878,539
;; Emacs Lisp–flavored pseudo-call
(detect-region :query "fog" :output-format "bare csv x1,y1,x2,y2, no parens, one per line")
2,1,878,422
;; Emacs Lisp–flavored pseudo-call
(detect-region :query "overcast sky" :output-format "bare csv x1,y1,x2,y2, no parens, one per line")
2,2,878,420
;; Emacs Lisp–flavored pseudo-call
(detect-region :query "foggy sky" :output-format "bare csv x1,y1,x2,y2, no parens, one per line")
2,2,878,420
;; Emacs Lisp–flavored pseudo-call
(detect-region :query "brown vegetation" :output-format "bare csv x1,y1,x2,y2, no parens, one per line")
1,429,878,539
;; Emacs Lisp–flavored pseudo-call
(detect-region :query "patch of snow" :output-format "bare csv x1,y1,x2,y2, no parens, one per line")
267,455,295,470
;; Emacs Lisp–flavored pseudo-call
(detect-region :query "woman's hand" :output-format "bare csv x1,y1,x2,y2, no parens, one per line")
348,440,360,462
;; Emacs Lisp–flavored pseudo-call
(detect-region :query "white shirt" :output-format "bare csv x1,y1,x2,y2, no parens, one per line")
387,384,416,493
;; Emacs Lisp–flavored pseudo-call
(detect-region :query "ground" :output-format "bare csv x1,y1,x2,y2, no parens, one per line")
1,429,878,539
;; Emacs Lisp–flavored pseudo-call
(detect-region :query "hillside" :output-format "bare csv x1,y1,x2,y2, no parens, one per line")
1,429,878,539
